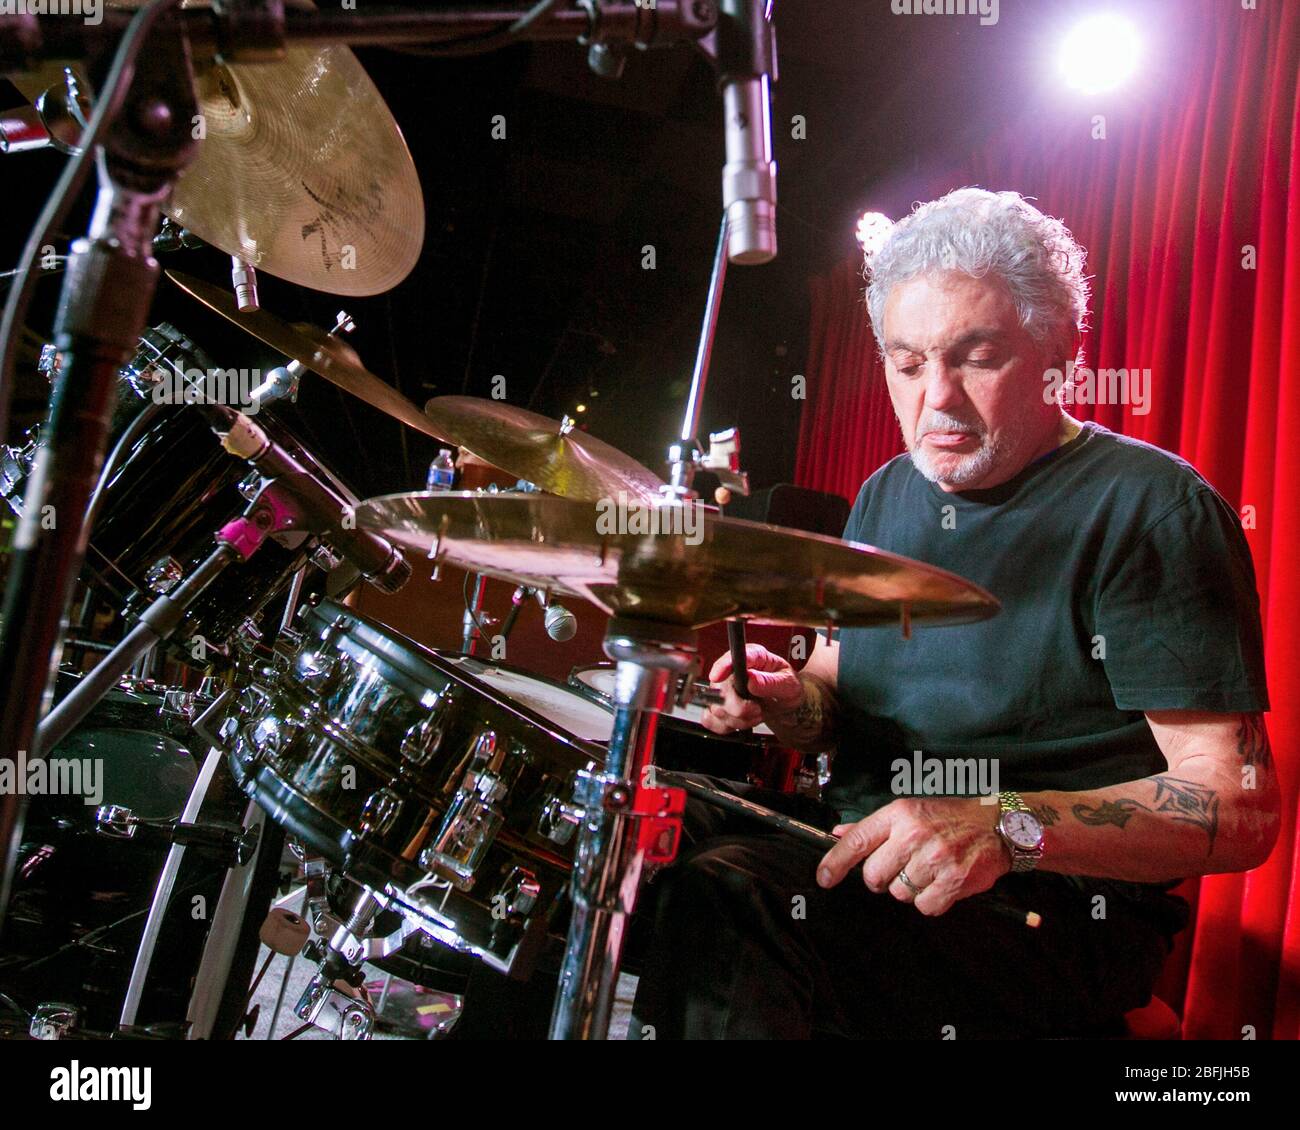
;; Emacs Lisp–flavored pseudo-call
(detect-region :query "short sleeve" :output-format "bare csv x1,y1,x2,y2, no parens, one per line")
818,482,871,642
1096,488,1268,712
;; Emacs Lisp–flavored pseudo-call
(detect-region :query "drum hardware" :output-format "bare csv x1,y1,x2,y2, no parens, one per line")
237,904,311,1035
291,887,385,1040
94,804,260,867
548,619,694,1039
35,459,334,758
29,1001,80,1041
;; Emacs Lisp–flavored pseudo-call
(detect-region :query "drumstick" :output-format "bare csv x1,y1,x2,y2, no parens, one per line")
659,771,1042,928
726,619,756,701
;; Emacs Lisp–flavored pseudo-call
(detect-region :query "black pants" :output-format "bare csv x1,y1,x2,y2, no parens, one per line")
452,779,1177,1040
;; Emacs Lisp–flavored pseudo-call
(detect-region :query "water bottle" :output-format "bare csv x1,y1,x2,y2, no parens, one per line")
426,448,456,491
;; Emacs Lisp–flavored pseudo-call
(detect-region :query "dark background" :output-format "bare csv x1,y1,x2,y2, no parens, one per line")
0,0,1138,667
0,0,1096,495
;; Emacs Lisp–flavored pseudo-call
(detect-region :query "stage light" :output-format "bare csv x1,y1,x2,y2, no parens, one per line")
856,211,893,260
575,403,587,413
1058,14,1141,94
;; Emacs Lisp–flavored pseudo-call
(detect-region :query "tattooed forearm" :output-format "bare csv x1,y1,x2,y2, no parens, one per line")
1032,803,1061,827
767,672,839,752
1236,713,1272,770
1069,776,1219,856
1071,798,1150,828
1151,776,1219,856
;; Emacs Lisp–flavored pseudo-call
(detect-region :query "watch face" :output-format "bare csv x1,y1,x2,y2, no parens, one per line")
1001,811,1043,849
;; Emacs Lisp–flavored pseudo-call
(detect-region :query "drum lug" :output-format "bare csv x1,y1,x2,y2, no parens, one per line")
309,543,343,573
538,794,583,846
143,555,185,594
400,684,459,767
28,1002,80,1041
291,645,343,695
493,866,541,918
358,787,403,838
419,730,506,884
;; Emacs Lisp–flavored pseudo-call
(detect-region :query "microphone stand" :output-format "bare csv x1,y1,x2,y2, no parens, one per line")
0,9,202,933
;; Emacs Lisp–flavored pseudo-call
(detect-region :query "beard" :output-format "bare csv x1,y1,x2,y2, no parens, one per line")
905,409,1025,488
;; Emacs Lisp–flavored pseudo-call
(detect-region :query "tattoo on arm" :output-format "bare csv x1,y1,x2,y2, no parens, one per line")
1070,776,1219,856
1071,798,1150,829
1150,776,1219,856
1236,713,1272,770
1032,804,1060,827
772,672,838,751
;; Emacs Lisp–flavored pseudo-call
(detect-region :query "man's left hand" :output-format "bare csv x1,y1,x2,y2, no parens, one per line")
817,797,1012,915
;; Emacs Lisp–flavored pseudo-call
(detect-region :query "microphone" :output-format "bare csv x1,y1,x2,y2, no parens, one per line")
231,255,259,313
502,585,578,642
543,601,578,643
717,0,778,265
211,407,410,594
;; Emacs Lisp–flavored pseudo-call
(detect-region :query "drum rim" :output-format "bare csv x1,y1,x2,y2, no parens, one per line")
303,599,605,768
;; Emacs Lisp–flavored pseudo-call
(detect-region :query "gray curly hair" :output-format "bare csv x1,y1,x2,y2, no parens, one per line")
865,188,1090,367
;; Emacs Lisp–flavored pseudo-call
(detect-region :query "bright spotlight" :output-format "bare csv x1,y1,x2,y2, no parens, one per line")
856,211,893,261
1058,14,1141,95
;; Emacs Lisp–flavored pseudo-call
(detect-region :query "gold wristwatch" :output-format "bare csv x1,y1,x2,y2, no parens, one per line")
996,791,1045,873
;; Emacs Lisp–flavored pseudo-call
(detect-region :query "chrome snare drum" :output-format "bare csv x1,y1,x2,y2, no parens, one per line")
226,600,601,972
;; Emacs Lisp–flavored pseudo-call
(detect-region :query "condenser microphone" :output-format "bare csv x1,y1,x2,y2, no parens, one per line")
718,0,777,264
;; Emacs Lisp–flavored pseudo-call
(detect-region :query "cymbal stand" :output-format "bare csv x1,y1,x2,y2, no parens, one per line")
548,617,694,1040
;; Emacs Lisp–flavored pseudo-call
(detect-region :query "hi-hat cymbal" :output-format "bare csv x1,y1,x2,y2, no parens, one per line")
12,0,423,296
167,270,446,440
423,397,667,506
355,492,1001,631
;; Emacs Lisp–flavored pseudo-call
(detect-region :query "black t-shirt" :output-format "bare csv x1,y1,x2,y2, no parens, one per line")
827,422,1268,934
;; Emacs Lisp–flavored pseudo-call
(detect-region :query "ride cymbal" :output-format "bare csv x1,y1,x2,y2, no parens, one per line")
354,492,1001,631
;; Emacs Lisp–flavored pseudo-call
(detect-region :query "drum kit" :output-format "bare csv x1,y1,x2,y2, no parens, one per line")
0,2,1000,1041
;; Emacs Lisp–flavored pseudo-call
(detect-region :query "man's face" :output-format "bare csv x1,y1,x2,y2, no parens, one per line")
881,271,1061,491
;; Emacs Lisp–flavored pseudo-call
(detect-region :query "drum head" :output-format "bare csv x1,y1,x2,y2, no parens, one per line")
570,663,774,737
446,657,615,744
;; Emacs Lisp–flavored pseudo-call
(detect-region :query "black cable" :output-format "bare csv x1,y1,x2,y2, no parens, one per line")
386,0,562,58
83,399,164,532
0,0,183,447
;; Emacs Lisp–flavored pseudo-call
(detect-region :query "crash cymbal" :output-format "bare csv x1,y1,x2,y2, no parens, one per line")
354,492,1001,631
167,270,446,440
12,0,423,296
423,397,667,506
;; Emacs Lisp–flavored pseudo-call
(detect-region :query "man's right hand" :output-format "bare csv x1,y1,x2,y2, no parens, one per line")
702,644,806,734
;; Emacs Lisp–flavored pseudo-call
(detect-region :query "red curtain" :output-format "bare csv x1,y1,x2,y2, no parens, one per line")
796,0,1300,1039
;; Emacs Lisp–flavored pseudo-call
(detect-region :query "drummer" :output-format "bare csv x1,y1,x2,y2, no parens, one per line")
629,188,1279,1039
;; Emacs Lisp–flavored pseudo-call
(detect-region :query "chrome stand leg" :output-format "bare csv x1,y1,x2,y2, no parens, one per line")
549,619,696,1040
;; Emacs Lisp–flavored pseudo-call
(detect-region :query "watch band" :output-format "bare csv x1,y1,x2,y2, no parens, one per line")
997,791,1044,873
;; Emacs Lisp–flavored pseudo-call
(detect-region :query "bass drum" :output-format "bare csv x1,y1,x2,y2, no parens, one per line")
569,663,822,796
3,323,334,666
0,677,270,1038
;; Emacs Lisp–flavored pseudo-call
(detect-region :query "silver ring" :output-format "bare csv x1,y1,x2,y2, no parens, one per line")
897,868,923,896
